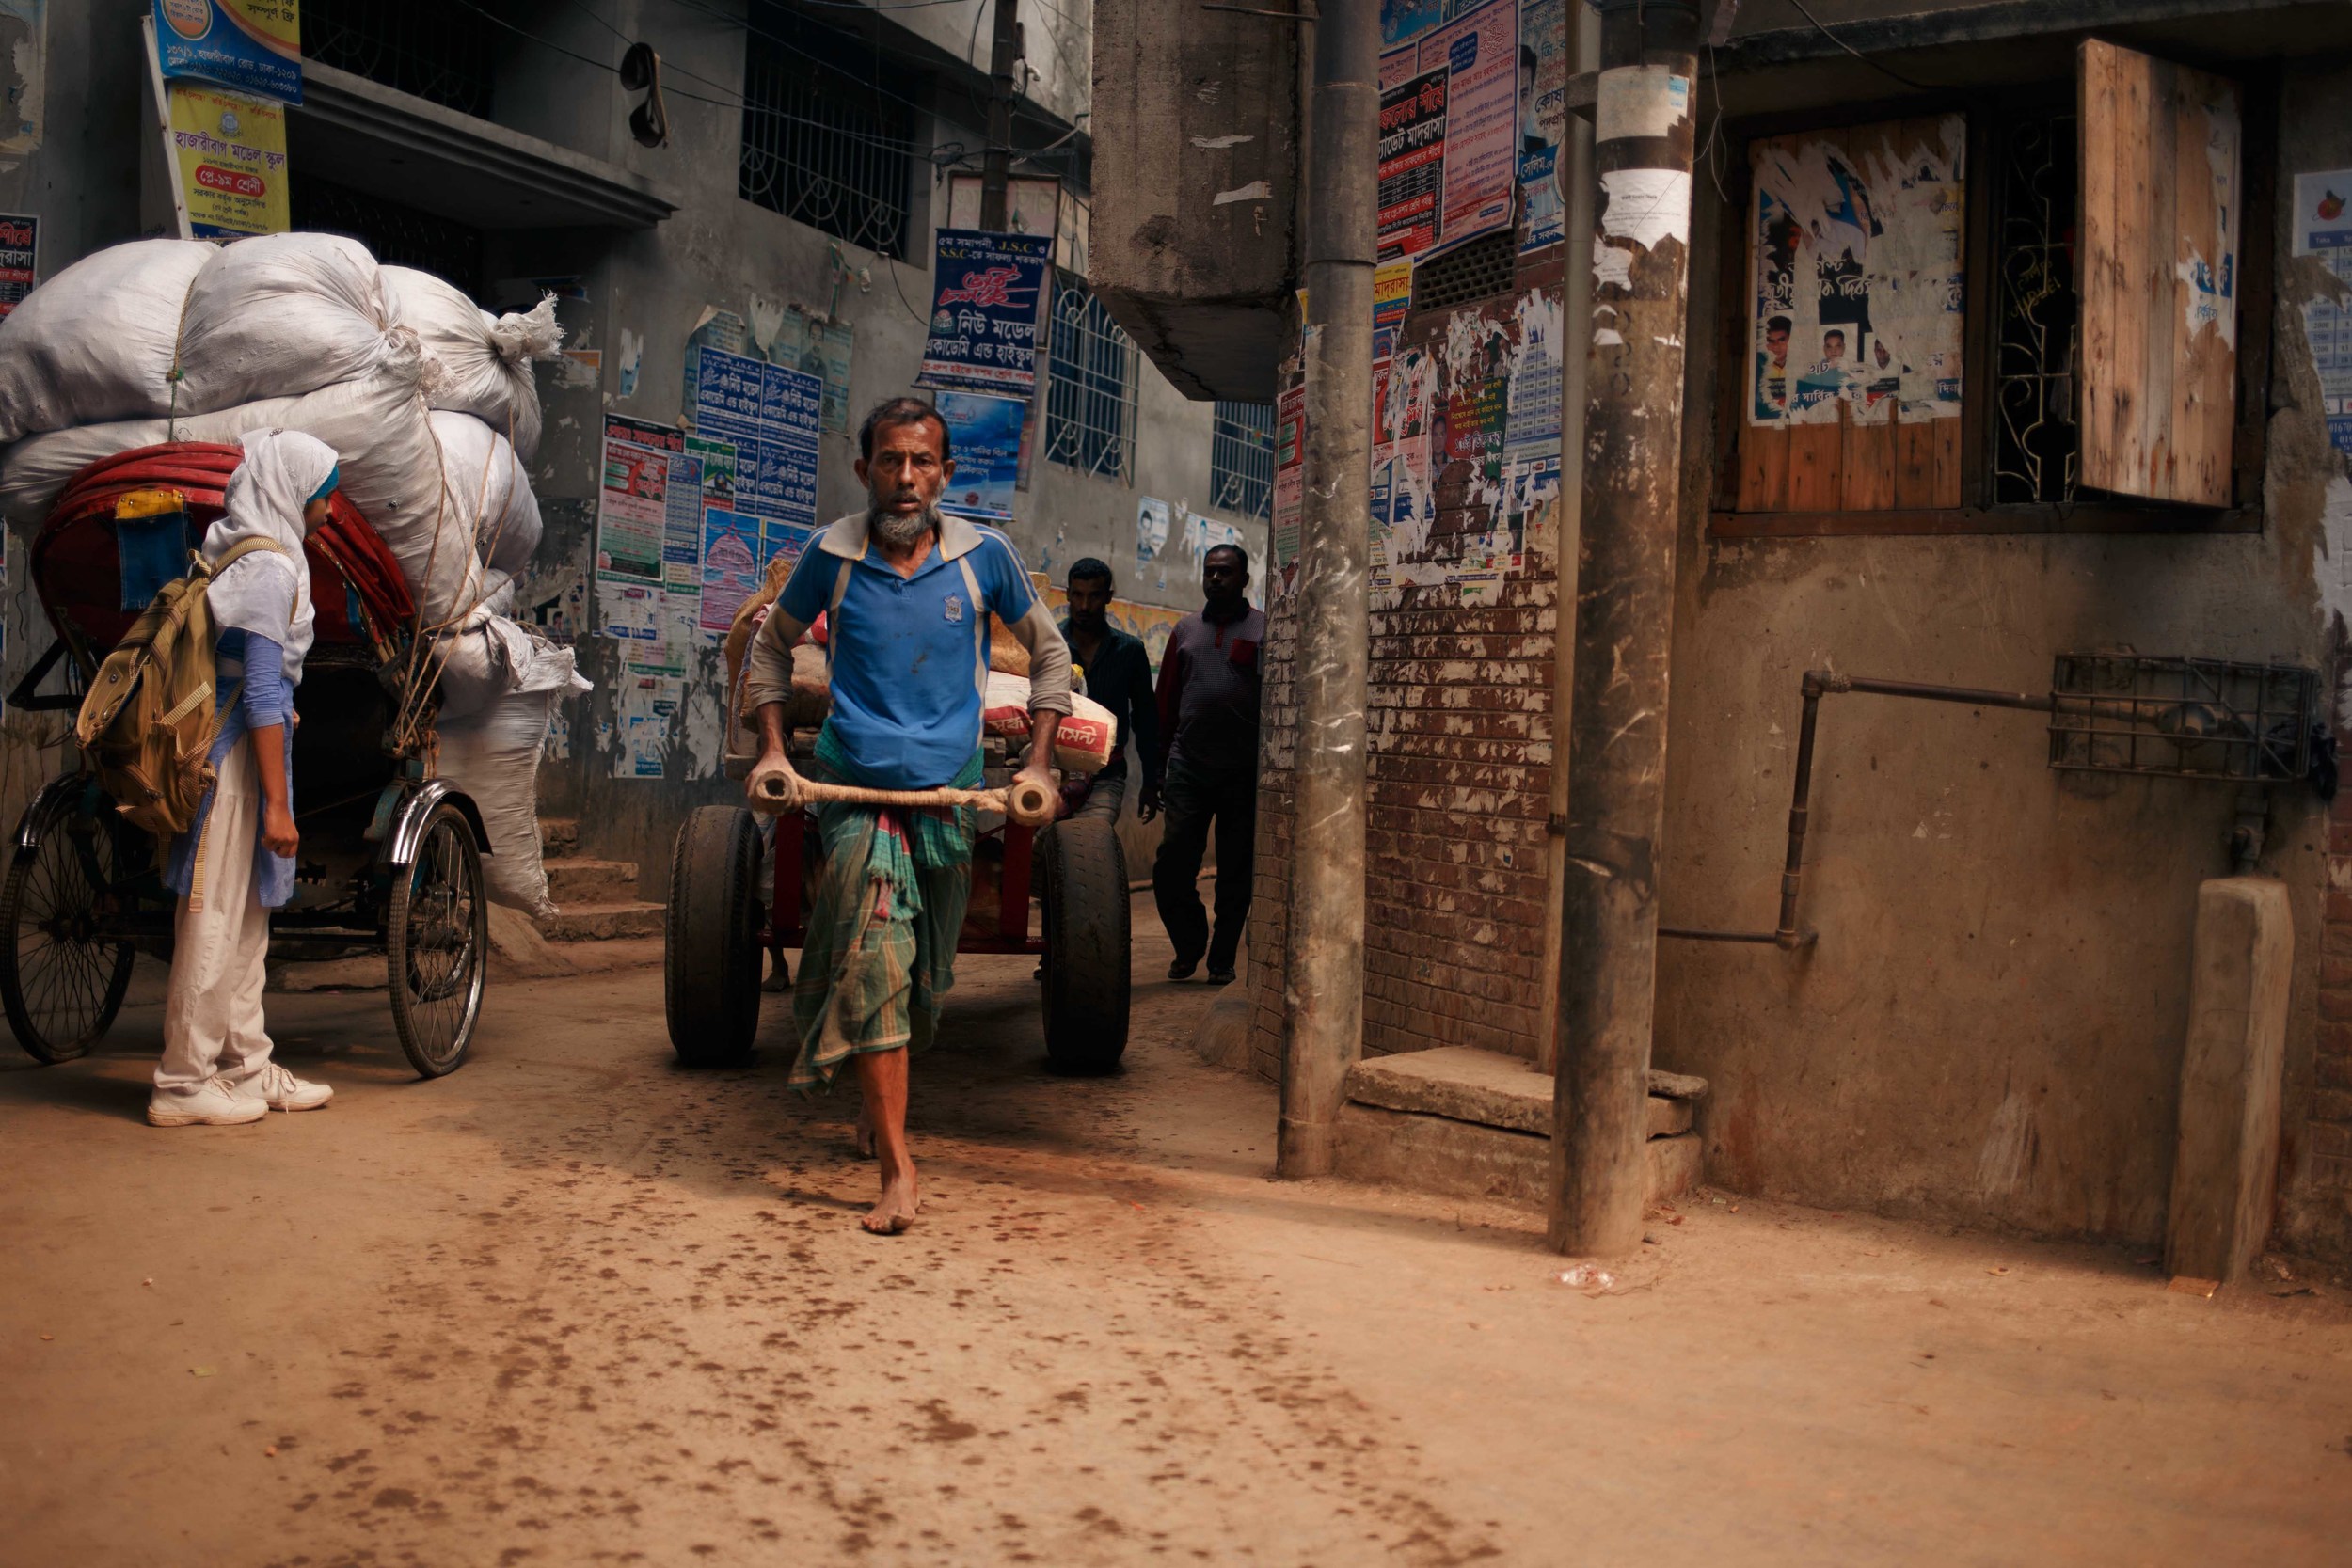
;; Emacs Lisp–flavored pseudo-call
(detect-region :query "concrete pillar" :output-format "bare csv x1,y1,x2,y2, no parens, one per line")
2164,876,2293,1290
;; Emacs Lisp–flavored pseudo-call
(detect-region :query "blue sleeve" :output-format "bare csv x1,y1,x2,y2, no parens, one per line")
776,544,837,625
237,632,293,728
978,532,1038,621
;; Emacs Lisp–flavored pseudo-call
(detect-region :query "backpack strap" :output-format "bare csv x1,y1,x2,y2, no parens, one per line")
207,537,289,575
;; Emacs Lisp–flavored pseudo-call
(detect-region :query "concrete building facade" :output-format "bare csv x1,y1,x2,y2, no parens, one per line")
1154,0,2352,1262
0,0,1269,885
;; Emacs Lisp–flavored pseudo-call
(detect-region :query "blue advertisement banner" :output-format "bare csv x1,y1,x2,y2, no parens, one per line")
916,229,1051,399
155,0,303,104
936,391,1025,519
691,346,821,530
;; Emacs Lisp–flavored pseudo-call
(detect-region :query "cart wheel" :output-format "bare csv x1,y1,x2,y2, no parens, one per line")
0,788,137,1063
1040,815,1131,1073
666,805,762,1067
387,801,488,1078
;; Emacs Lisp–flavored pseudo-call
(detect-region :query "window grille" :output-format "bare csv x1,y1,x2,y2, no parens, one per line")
301,0,496,118
1412,230,1518,313
1209,402,1276,521
1991,108,2081,505
1045,276,1138,482
739,2,916,261
289,176,486,299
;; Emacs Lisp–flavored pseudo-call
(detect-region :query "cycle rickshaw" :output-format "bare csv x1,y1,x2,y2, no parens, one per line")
1,441,494,1077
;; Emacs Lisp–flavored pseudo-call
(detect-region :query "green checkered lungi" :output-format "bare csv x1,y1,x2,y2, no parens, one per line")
787,723,979,1090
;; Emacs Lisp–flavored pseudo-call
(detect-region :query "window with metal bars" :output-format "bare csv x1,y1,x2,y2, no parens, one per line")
1209,402,1276,521
300,0,497,118
1045,276,1138,482
289,176,486,299
739,3,917,261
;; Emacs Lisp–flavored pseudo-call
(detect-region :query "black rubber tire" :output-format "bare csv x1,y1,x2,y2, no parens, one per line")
665,805,763,1067
1040,814,1131,1073
387,801,489,1079
0,789,136,1064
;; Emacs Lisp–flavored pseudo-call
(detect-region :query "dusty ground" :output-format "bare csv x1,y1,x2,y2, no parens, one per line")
5,896,2350,1567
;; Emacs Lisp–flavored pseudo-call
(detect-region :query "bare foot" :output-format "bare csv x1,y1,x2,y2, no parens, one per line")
862,1166,919,1235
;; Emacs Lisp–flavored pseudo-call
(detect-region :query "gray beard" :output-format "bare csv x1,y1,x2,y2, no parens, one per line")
869,502,941,551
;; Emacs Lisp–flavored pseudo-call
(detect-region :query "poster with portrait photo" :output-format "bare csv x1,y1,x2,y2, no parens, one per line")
1746,115,1966,428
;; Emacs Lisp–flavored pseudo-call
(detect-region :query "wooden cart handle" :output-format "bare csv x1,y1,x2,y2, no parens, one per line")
747,755,1057,828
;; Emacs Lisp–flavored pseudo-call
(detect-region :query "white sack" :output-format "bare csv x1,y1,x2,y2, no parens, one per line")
435,634,587,918
0,239,214,443
174,233,405,414
434,609,538,720
384,268,559,460
428,409,542,576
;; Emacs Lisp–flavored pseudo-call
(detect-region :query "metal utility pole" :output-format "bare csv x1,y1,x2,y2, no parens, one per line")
1276,0,1375,1178
979,0,1021,229
1549,0,1702,1256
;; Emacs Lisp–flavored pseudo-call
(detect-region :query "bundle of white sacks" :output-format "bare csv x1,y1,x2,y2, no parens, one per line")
0,232,582,917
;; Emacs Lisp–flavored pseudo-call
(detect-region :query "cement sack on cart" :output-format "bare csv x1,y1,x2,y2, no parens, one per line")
0,233,412,446
981,671,1118,774
385,268,559,461
435,635,587,917
0,239,213,443
428,410,542,577
0,366,509,628
171,233,406,414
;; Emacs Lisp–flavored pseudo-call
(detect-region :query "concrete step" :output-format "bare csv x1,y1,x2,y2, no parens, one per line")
1335,1044,1708,1211
538,900,665,942
538,816,579,859
544,857,641,905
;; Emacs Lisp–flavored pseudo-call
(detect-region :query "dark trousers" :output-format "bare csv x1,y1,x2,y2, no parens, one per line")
1152,759,1257,971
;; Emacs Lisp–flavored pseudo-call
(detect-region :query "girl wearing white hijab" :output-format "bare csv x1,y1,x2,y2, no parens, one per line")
149,429,342,1127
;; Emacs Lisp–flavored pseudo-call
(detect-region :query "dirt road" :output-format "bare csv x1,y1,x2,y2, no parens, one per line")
5,901,2349,1565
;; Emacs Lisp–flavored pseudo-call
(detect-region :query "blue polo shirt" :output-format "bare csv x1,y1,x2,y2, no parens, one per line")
777,515,1041,788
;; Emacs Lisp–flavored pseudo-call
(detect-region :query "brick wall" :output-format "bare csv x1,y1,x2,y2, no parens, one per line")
1245,527,1562,1082
2313,754,2352,1201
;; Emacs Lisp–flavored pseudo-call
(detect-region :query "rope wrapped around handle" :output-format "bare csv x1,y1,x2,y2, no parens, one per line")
747,752,1057,828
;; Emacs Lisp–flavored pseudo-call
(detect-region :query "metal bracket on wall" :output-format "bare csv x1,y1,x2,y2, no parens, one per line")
1660,657,2321,953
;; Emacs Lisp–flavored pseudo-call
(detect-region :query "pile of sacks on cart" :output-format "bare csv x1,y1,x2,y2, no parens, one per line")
0,232,576,917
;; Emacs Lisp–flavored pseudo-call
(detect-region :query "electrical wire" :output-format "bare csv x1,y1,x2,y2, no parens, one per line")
1778,0,1937,93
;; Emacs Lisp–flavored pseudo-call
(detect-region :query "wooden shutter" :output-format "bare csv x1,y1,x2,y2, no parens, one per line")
2077,40,2243,507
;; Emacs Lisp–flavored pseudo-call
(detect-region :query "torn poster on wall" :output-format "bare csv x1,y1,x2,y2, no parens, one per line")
1748,115,1965,427
1376,0,1519,264
1136,495,1172,578
916,229,1051,399
2293,169,2352,457
698,509,762,637
596,416,688,586
1270,379,1306,588
937,391,1024,519
766,306,855,435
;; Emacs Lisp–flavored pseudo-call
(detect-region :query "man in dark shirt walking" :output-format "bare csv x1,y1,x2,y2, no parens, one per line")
1152,544,1263,984
1058,559,1161,823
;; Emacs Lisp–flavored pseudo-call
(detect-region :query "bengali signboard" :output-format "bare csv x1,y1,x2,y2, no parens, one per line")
167,83,288,239
915,229,1051,399
691,346,820,531
0,214,34,320
155,0,302,103
936,392,1025,519
1375,0,1518,263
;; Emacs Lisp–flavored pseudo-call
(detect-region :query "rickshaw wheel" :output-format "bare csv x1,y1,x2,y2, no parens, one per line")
0,788,138,1063
1040,814,1131,1074
665,806,762,1067
387,801,488,1078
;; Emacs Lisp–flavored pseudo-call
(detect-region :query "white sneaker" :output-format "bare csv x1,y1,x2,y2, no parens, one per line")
228,1063,335,1113
148,1078,270,1127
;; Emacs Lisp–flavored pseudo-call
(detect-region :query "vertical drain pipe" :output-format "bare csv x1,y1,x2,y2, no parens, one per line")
1549,0,1703,1257
1277,0,1376,1177
1535,0,1601,1076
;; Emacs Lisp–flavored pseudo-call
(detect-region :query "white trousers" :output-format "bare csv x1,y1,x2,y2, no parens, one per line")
154,736,275,1094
